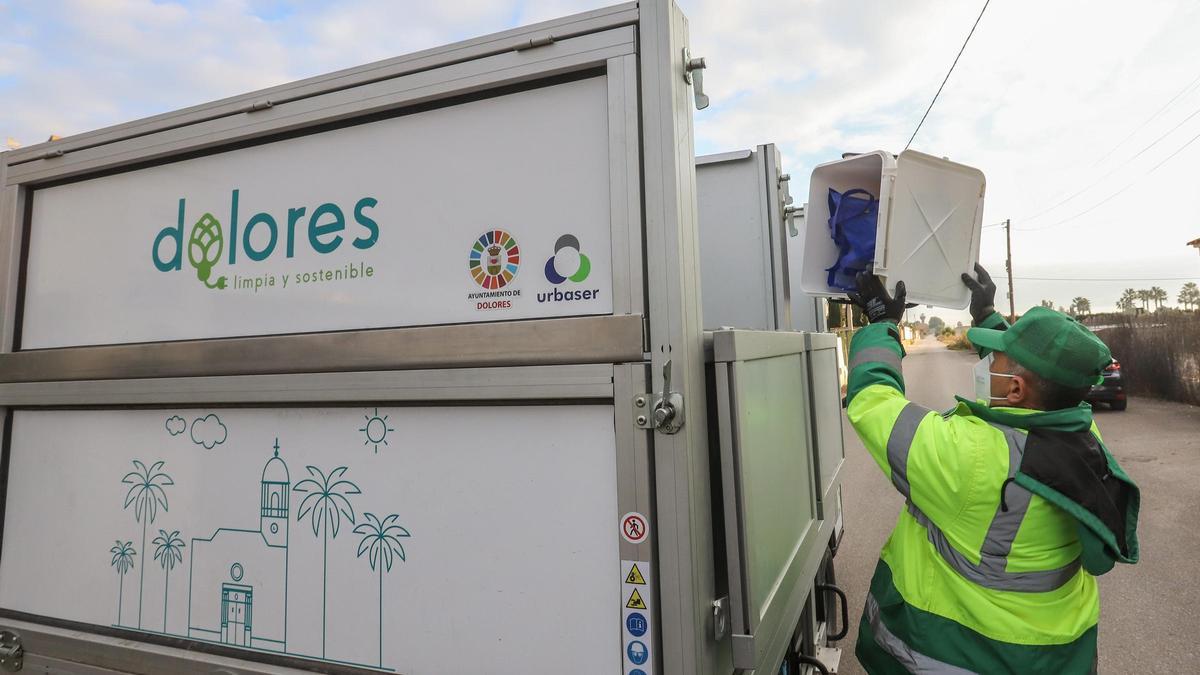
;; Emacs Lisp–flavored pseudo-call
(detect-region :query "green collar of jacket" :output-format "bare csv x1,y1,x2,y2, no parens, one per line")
952,396,1094,432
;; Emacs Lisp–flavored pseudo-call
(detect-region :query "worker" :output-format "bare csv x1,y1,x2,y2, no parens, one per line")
844,264,1139,674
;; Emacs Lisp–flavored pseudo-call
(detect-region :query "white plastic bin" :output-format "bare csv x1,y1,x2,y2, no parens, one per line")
798,150,986,309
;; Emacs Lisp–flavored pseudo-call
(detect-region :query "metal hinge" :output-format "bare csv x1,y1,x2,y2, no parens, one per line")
632,360,684,434
682,48,709,110
242,99,273,113
711,596,730,640
0,630,22,672
784,203,805,237
514,34,555,51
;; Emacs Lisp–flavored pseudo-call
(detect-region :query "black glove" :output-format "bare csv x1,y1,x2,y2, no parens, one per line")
847,270,908,324
961,263,997,324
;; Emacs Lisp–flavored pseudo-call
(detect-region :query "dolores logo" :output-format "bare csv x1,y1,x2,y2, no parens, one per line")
469,229,520,289
467,229,522,311
538,234,601,303
152,189,379,290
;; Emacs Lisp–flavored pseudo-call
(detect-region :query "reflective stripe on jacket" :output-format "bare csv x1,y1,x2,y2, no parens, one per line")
846,318,1099,674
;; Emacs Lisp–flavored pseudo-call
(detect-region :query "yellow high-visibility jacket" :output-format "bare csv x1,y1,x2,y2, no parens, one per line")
846,315,1136,674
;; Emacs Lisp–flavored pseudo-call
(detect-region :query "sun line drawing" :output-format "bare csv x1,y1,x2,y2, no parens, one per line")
358,409,395,454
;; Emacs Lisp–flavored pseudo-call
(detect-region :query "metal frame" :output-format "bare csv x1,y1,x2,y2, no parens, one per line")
760,145,793,332
0,2,725,675
637,3,721,675
0,315,643,384
0,364,616,406
803,332,846,519
7,26,639,353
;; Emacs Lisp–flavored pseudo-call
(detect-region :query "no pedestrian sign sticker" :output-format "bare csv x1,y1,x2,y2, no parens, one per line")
621,512,648,544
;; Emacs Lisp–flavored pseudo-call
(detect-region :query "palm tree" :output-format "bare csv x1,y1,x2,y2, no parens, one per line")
354,513,411,669
152,530,186,633
1117,288,1138,313
110,540,136,626
1150,286,1168,311
1179,282,1200,311
121,460,174,630
1069,297,1091,316
294,465,361,658
1137,289,1151,311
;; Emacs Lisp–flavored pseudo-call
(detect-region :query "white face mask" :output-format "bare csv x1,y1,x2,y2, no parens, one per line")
973,354,1017,404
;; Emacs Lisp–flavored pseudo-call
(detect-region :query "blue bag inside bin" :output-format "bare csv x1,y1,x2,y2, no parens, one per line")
825,187,878,292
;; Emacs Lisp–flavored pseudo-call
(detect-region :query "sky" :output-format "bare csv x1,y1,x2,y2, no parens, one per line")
2,0,1199,322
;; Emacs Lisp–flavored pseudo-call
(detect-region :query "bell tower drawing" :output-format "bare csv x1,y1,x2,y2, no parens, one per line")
260,439,290,548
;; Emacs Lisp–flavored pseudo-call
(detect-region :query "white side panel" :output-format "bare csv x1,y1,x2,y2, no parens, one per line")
0,405,621,674
696,153,773,330
21,76,614,349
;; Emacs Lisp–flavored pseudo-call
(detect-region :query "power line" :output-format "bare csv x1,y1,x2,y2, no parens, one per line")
904,0,991,150
1016,127,1200,232
1020,100,1200,223
1091,71,1200,167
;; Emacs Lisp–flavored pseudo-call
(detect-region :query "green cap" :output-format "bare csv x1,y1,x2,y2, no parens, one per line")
967,307,1112,388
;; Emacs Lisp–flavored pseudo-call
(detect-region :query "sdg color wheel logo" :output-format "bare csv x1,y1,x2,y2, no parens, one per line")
469,229,521,289
544,234,591,284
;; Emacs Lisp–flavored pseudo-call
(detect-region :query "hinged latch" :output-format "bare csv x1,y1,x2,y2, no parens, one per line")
784,203,805,237
0,630,23,672
711,596,730,641
515,34,555,51
633,360,685,434
682,48,709,110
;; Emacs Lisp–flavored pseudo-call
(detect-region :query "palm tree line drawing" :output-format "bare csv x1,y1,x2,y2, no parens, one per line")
122,460,174,630
153,530,186,633
294,465,362,659
110,540,137,626
109,414,413,670
354,513,412,669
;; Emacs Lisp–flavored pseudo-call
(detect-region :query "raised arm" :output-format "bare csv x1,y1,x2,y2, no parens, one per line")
846,271,980,524
961,263,1010,358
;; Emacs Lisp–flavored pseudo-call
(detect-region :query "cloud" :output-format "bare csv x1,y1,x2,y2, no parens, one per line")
165,415,187,436
2,0,1197,313
190,414,228,449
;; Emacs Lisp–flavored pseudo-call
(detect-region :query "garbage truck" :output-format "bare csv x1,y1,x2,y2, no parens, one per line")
0,1,984,673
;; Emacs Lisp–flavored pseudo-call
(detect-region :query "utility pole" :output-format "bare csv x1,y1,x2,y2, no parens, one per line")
1004,218,1015,322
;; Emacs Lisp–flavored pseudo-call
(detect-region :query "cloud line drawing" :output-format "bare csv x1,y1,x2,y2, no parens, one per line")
190,414,228,449
165,416,187,436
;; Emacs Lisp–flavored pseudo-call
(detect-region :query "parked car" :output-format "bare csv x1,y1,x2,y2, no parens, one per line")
1087,358,1126,410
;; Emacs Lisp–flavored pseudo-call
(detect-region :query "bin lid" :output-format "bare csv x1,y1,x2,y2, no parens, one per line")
879,150,985,309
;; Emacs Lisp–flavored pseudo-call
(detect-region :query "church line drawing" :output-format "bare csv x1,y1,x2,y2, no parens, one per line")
187,439,291,651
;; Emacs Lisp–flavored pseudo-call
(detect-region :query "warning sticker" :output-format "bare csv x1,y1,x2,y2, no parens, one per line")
625,588,647,610
625,563,647,585
621,559,654,675
621,512,649,544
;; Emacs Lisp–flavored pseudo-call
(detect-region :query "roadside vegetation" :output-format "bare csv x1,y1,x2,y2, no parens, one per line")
1086,312,1200,406
940,330,974,351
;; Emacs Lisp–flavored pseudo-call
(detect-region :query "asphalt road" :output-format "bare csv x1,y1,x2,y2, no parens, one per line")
833,336,1200,674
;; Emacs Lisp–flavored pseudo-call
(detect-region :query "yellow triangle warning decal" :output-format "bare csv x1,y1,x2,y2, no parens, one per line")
626,588,647,610
625,564,647,586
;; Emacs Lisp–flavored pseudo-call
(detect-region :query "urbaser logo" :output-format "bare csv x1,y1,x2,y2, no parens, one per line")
538,234,600,303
